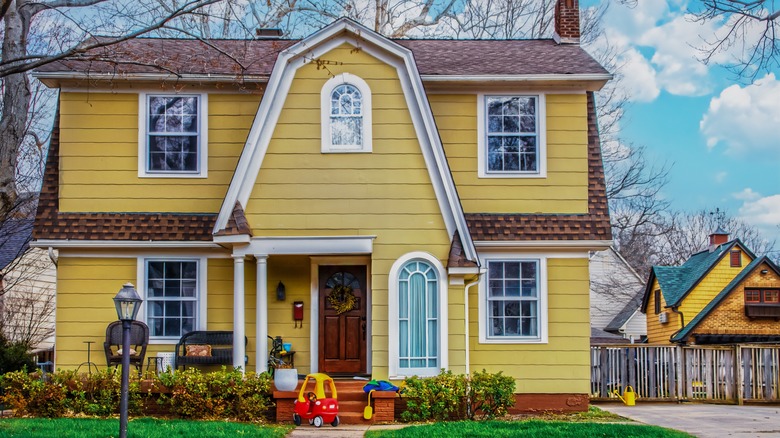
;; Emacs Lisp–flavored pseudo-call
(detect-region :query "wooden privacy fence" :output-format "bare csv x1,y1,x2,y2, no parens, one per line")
591,344,780,403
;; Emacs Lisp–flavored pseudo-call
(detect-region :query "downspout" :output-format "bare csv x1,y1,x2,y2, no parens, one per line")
47,247,58,267
669,306,685,343
463,269,486,376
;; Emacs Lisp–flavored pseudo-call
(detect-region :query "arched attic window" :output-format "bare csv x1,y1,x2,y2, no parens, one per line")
321,73,372,153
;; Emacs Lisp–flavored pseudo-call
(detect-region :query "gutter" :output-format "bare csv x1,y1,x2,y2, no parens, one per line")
464,269,486,375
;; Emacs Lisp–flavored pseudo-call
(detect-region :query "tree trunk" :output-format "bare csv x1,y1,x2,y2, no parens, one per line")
0,0,32,217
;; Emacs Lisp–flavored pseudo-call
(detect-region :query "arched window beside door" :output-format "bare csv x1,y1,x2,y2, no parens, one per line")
388,252,448,377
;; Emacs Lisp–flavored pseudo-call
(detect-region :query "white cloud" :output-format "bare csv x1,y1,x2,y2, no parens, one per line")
733,188,761,201
700,73,780,156
616,48,660,102
738,193,780,236
714,171,728,184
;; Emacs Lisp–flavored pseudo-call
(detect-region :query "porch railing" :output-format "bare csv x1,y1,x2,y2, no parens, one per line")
591,344,780,403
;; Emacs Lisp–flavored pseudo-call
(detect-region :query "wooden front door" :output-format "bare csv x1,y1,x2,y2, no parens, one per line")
318,265,367,374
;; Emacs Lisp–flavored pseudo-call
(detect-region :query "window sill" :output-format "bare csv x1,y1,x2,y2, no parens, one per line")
138,172,208,179
478,171,546,179
148,338,180,345
480,337,547,345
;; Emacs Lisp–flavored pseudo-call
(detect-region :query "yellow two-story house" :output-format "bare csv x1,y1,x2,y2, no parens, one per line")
32,0,611,411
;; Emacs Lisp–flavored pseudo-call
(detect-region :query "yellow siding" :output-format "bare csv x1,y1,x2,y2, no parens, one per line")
679,249,752,319
58,92,260,212
245,44,452,379
430,93,589,214
644,279,680,344
469,258,591,394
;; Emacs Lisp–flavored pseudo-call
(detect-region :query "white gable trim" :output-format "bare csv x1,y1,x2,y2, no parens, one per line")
214,18,477,263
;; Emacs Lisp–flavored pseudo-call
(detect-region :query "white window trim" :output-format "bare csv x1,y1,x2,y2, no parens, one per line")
320,73,373,153
136,256,208,344
138,92,208,178
388,251,448,379
478,253,548,344
477,93,546,178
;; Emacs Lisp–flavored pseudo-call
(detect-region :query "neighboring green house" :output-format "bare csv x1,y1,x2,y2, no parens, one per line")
641,229,780,345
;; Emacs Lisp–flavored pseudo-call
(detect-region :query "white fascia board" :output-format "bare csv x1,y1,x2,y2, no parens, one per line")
448,266,480,275
475,240,612,251
212,234,251,244
214,18,478,265
33,71,269,86
30,240,222,249
420,74,613,82
233,236,375,256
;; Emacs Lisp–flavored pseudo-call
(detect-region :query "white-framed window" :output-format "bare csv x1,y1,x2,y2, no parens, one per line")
320,73,372,153
478,255,548,344
388,252,448,378
477,94,546,178
139,258,207,342
138,93,208,177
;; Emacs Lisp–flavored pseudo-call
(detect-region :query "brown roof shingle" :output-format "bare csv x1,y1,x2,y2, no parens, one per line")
33,109,216,242
36,38,607,78
465,92,612,242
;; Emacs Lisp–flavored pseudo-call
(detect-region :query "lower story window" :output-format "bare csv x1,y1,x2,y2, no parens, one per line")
398,260,439,370
487,260,539,339
145,260,198,338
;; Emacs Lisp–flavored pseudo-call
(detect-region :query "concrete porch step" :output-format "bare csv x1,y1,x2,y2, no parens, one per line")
274,379,397,424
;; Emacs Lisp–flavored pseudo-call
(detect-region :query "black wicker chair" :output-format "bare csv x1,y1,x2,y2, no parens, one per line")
103,320,149,376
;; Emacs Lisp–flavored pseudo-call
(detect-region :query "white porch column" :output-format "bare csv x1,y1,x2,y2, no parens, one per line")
232,255,246,373
256,255,269,374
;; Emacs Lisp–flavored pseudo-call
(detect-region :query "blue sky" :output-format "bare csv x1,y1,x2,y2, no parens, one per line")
584,0,779,240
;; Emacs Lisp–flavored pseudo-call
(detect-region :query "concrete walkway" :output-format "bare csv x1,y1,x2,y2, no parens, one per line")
596,403,780,437
287,423,406,437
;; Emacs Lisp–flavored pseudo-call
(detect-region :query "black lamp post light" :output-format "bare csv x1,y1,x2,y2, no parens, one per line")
113,282,142,438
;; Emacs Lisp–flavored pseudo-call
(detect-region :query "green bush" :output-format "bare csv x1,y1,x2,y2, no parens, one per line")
0,369,68,417
401,369,515,422
156,367,273,421
0,334,35,374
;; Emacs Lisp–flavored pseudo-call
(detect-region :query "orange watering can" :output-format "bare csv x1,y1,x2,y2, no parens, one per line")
613,386,637,406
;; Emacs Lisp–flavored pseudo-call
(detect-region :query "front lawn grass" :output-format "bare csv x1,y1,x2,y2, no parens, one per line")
0,417,293,438
366,419,693,438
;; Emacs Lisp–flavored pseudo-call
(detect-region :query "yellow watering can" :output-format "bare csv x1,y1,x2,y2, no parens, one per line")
613,386,637,406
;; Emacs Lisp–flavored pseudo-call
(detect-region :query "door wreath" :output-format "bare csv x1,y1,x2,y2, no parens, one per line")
327,285,357,314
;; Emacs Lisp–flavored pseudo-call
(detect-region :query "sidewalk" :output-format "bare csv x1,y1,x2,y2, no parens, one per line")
287,423,406,437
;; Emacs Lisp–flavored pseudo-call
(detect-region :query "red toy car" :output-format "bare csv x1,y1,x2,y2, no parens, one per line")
293,373,339,427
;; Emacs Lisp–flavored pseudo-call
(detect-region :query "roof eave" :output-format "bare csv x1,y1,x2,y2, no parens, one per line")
32,71,271,88
420,73,612,91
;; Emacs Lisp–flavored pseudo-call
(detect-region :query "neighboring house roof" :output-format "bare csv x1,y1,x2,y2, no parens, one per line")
670,256,780,343
605,290,644,333
35,38,608,79
465,92,611,242
590,326,625,344
640,240,756,312
0,219,33,271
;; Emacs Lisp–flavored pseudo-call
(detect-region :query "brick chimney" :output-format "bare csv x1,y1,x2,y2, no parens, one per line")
708,226,729,251
554,0,580,44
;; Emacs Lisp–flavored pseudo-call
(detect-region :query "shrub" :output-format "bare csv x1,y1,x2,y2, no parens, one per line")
157,367,273,421
401,369,515,422
0,369,68,418
0,334,35,374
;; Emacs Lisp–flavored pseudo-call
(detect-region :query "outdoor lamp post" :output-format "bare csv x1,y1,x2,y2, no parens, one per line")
113,282,142,438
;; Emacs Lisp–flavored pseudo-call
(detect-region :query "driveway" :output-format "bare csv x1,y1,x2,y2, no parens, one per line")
596,403,780,437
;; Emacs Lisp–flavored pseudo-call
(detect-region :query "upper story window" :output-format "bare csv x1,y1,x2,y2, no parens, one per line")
478,94,546,178
139,93,208,178
321,73,372,153
478,255,548,344
730,250,742,267
654,290,662,314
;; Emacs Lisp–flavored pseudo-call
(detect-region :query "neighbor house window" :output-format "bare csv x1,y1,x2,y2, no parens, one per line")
321,73,372,153
730,250,741,267
486,260,540,340
654,290,661,314
745,289,761,303
145,260,199,339
139,93,208,177
478,95,546,177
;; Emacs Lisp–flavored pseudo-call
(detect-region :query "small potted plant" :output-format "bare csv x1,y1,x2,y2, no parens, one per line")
273,363,298,392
